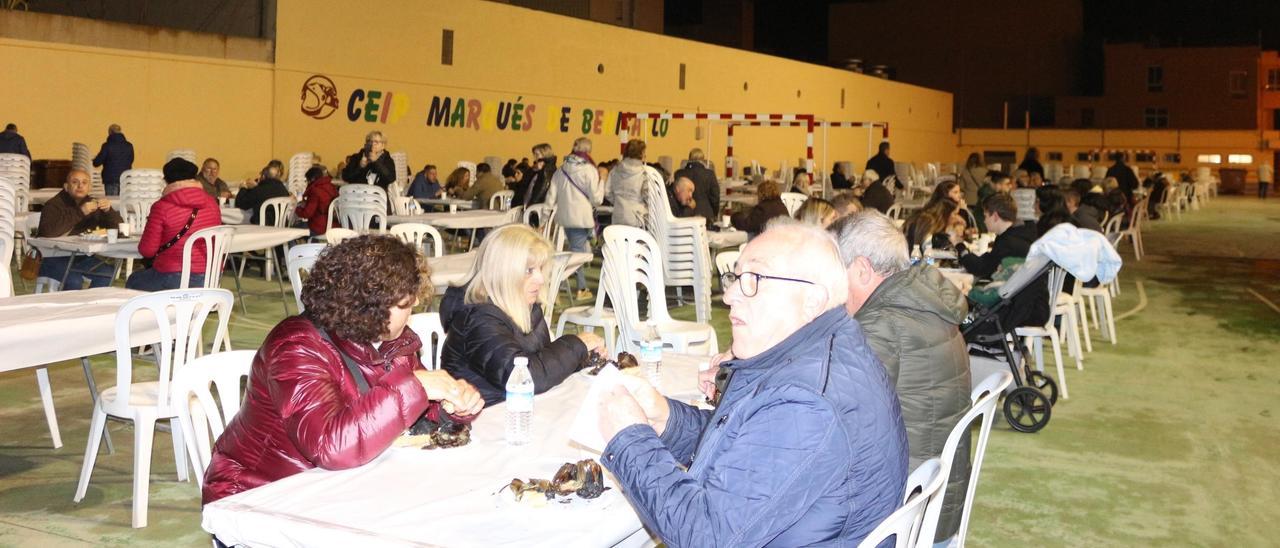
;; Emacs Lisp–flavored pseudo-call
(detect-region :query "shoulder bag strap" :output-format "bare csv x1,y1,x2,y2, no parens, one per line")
313,323,372,395
150,207,200,258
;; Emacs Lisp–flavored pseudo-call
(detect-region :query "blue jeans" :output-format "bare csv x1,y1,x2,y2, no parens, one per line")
104,182,120,196
564,227,592,289
125,269,203,292
38,255,115,290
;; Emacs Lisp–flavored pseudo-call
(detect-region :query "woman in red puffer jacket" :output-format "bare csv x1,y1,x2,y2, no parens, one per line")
202,235,484,504
126,158,222,291
294,165,339,236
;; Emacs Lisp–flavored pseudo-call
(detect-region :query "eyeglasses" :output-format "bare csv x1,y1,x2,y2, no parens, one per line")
721,271,815,298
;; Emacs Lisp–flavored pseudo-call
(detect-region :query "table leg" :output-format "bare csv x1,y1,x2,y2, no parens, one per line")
273,245,290,316
59,251,80,288
35,367,63,449
81,358,115,454
232,254,248,315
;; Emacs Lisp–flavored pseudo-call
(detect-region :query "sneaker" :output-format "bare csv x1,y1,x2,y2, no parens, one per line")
576,289,593,301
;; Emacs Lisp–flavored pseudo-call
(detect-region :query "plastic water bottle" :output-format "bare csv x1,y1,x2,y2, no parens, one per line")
910,245,922,265
923,238,935,266
505,357,534,445
639,321,663,387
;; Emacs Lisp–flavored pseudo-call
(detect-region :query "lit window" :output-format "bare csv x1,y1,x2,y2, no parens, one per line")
1229,71,1248,97
1147,66,1163,92
1144,107,1168,128
1228,154,1254,164
1197,154,1222,164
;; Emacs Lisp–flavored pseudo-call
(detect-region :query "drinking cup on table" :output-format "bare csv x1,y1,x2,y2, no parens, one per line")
118,222,130,237
721,215,731,228
106,229,118,243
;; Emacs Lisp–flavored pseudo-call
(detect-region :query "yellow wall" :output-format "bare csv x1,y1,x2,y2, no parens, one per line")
1,0,955,184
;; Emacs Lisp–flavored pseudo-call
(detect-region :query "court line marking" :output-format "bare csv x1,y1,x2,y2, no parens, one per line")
1114,280,1147,321
1245,287,1280,315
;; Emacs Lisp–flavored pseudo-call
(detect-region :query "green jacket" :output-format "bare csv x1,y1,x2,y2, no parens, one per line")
855,263,972,540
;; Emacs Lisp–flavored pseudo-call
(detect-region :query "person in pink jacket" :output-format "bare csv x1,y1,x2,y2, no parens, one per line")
125,158,222,291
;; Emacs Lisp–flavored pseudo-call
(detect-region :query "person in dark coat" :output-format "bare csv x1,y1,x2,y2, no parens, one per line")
36,168,124,289
672,148,720,226
830,162,853,190
865,141,897,186
93,124,134,196
519,143,557,208
408,164,442,200
1065,189,1103,232
196,158,233,199
730,180,789,237
831,210,973,544
1017,147,1045,179
235,161,292,225
341,130,396,192
597,219,907,547
202,236,483,504
860,170,897,214
1106,156,1141,203
0,123,30,158
439,224,604,405
958,193,1037,279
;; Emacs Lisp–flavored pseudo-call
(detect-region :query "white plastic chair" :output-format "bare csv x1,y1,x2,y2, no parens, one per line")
1014,266,1075,399
165,149,197,163
542,252,573,330
857,459,946,548
338,203,388,234
1116,197,1147,261
390,222,444,257
323,227,358,245
714,250,740,277
407,312,446,370
391,151,410,187
1074,277,1118,347
170,350,255,488
286,243,327,313
885,203,904,220
180,225,235,290
601,225,717,356
914,371,1013,548
555,261,619,355
779,192,807,216
73,288,235,528
489,190,515,211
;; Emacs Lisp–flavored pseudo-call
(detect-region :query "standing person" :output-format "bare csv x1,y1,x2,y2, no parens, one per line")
865,141,897,185
672,148,720,227
1017,147,1045,179
596,219,907,547
1106,154,1141,203
457,163,506,209
125,158,221,291
0,123,30,158
235,161,292,225
1259,160,1273,199
607,139,660,228
546,137,602,300
93,124,133,196
958,153,986,212
519,143,557,209
35,168,124,289
407,164,442,200
295,166,339,237
341,130,396,191
197,158,233,200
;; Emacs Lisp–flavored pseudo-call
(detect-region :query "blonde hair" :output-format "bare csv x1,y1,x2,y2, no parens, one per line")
459,224,553,333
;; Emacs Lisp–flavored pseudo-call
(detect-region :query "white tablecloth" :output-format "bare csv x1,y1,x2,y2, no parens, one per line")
429,251,591,293
25,226,307,260
388,210,509,230
416,198,478,212
202,354,706,547
221,207,246,225
0,287,155,372
708,229,747,249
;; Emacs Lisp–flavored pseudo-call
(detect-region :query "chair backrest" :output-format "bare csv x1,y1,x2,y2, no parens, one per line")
1102,212,1124,237
170,349,255,487
503,205,525,224
489,189,515,211
542,252,573,327
324,227,358,245
259,196,294,228
856,458,946,548
180,225,235,289
390,195,419,216
337,202,387,233
885,203,903,220
286,243,327,312
407,312,446,370
779,192,807,216
287,152,314,197
389,222,443,258
166,149,197,163
114,289,235,412
914,370,1013,548
601,225,673,352
714,250,740,277
391,151,409,187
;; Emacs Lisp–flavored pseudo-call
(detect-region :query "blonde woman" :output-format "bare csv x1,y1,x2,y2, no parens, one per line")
794,197,838,227
439,224,605,404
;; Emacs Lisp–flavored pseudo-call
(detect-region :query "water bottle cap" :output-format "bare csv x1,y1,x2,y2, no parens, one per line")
514,357,529,366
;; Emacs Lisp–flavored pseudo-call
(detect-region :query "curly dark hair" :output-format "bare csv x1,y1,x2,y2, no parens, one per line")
301,235,431,342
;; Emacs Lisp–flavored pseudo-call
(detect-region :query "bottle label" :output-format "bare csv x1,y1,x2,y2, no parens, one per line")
640,341,662,363
506,391,534,412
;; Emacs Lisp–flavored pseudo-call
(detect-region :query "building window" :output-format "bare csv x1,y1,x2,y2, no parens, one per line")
1077,151,1098,162
1147,65,1163,92
1143,107,1168,128
1268,69,1280,91
1136,152,1157,163
1228,154,1254,164
1164,153,1182,163
1080,107,1095,128
1229,71,1248,97
1197,154,1222,164
1047,152,1063,161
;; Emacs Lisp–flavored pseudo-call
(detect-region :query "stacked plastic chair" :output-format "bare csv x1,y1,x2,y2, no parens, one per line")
0,153,31,214
642,176,714,324
330,184,387,234
391,151,409,188
165,149,197,164
0,177,15,297
71,142,93,172
287,152,314,197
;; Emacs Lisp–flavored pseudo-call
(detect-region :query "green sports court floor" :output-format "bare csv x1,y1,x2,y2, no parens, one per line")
1,196,1277,547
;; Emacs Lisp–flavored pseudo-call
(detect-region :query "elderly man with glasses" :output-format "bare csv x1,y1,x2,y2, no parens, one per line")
597,217,908,547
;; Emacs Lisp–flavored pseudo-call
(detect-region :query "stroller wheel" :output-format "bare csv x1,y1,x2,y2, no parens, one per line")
1003,386,1052,433
1027,371,1059,406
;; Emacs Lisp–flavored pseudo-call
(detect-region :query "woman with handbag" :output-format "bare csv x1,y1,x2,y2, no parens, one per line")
125,158,221,291
545,137,602,300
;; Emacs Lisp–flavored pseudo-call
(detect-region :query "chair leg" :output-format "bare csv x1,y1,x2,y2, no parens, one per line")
35,367,63,449
79,358,114,454
1049,331,1069,399
272,249,290,316
1026,336,1044,373
170,418,189,482
1103,295,1118,345
73,404,108,503
131,414,157,528
1078,299,1093,353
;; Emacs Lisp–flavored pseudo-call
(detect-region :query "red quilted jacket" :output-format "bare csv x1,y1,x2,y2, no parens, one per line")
137,185,220,273
294,175,339,235
202,316,474,504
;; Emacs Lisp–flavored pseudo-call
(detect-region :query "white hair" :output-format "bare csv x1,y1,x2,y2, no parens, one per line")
572,137,592,154
365,130,386,144
829,210,910,276
758,216,848,310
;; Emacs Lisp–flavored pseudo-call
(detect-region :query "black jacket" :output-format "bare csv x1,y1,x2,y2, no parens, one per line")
1017,159,1044,178
439,285,588,406
1106,162,1140,201
0,129,30,158
861,181,896,214
341,150,397,191
958,221,1037,279
672,161,720,226
234,178,292,225
519,157,557,208
93,133,134,186
865,153,896,183
831,171,852,190
731,197,789,236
